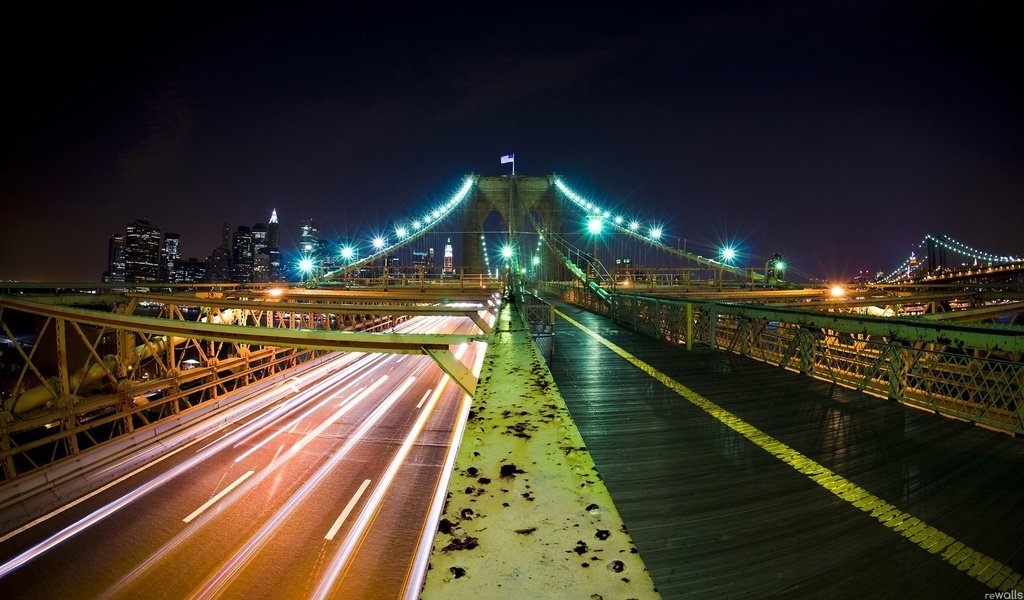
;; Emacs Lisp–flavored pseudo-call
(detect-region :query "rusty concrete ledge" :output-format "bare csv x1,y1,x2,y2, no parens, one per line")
420,303,660,599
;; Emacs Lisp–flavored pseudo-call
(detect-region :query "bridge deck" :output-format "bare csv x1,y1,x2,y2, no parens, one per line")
546,298,1024,598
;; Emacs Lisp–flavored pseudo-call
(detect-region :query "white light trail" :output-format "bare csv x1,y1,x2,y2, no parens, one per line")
311,377,449,600
188,376,418,600
103,373,395,597
0,355,361,580
404,338,488,599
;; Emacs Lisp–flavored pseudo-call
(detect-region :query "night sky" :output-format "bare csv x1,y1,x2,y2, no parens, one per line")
2,2,1021,282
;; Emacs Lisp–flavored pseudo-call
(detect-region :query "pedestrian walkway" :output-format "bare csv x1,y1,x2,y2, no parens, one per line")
547,298,1024,598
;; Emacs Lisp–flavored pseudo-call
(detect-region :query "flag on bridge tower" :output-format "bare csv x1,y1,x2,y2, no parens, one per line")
500,152,515,175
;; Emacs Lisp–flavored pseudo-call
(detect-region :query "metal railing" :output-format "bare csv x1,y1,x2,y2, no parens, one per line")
543,282,1024,436
514,290,555,362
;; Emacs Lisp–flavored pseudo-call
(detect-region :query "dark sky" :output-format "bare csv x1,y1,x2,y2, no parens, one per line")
2,2,1022,282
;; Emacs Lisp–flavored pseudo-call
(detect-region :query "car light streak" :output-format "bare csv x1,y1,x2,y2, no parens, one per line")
183,471,255,523
312,375,455,599
229,353,387,451
403,338,488,599
0,358,364,580
189,376,419,600
233,356,389,464
325,479,372,541
103,375,395,597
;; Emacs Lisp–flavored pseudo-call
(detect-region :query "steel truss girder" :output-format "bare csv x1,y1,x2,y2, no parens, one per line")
126,293,496,334
423,348,478,397
0,297,483,354
0,345,319,481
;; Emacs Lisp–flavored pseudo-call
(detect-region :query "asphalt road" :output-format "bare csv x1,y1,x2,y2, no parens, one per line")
0,314,489,599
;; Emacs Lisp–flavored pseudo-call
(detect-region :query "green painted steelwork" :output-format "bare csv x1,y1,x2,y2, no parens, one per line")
544,282,1024,436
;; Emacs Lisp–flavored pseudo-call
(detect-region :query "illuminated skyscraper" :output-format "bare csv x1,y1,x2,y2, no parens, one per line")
124,219,162,283
298,218,321,277
299,219,319,256
266,209,282,281
443,238,454,276
231,226,254,282
104,233,126,283
161,233,180,282
267,209,279,248
205,222,232,283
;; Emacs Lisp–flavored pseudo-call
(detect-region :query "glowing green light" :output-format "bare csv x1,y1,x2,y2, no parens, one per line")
396,227,407,238
774,260,786,271
614,216,623,225
650,227,662,240
532,255,540,265
412,221,421,229
501,245,513,259
629,221,640,231
587,217,603,235
432,210,440,219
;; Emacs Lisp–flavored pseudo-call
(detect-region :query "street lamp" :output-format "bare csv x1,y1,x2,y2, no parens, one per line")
587,217,604,280
298,256,315,281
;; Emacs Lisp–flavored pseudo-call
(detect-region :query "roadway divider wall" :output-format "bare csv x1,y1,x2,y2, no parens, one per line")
542,281,1024,436
420,302,659,599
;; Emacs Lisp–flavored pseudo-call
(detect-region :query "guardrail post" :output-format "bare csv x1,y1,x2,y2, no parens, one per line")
653,299,661,339
708,303,717,349
686,302,693,351
888,346,906,401
799,330,814,375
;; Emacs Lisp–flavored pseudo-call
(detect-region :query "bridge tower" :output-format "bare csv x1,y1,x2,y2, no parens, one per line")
926,237,947,273
463,176,567,279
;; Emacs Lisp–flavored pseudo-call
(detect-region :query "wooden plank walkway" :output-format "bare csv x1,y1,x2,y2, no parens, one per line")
546,299,1024,598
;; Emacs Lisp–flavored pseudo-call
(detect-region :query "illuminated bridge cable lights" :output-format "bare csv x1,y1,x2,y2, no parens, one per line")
320,175,477,279
879,233,1023,284
552,177,764,280
929,234,1021,263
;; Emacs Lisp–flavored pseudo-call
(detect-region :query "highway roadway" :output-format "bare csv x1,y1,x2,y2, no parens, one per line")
0,314,489,599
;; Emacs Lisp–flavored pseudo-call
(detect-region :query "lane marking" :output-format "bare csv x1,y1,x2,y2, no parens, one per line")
416,389,432,409
186,376,415,599
325,479,372,541
312,376,449,599
183,470,255,524
555,308,1024,592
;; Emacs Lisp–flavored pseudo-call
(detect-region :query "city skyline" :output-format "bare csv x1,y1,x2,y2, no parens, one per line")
2,4,1022,282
